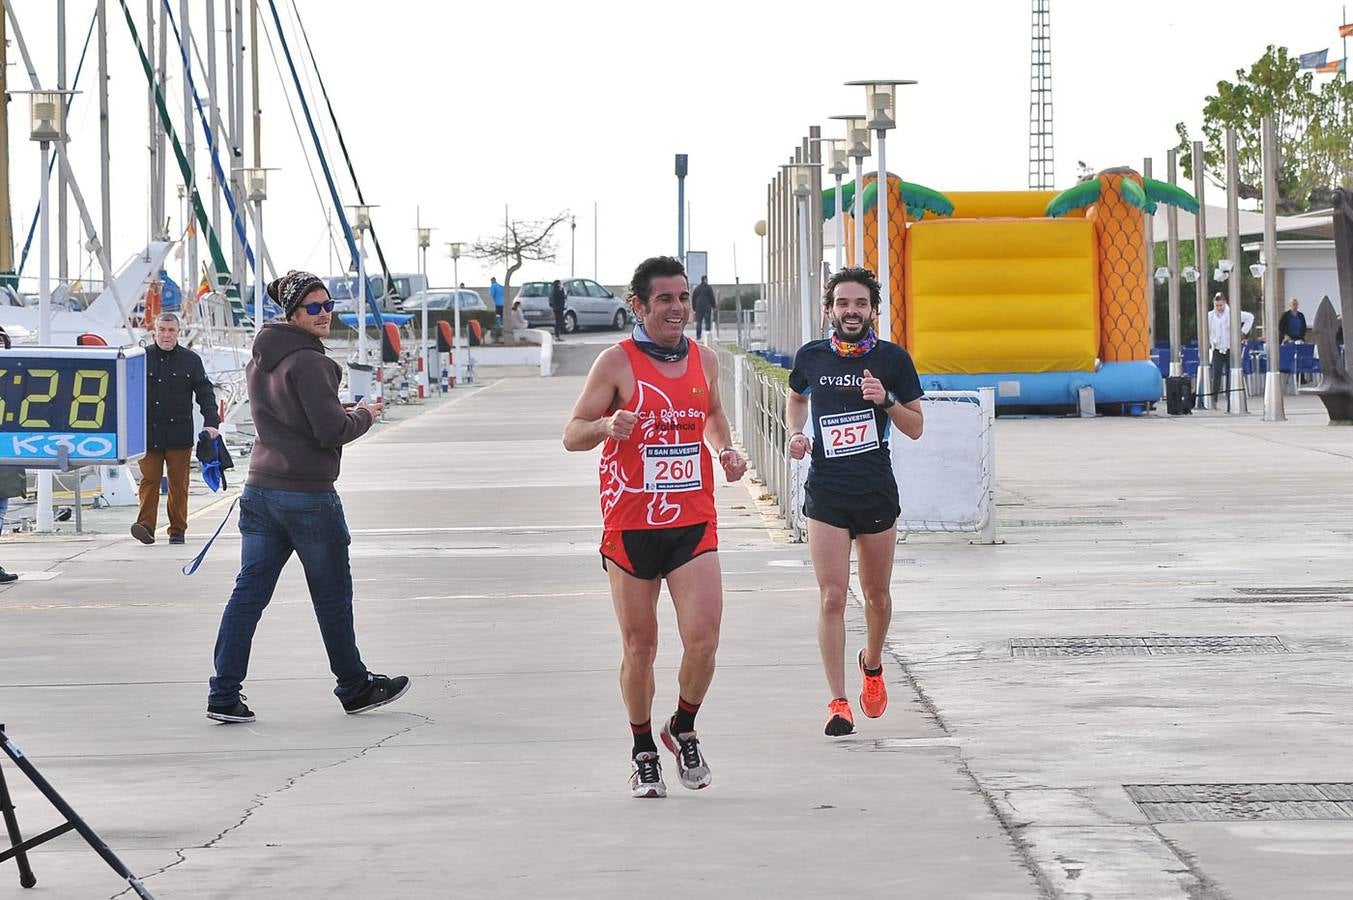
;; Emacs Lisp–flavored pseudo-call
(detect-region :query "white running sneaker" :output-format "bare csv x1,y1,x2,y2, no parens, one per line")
661,719,712,790
630,751,667,799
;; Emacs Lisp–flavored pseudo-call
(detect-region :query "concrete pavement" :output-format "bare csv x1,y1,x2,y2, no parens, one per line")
3,376,1351,898
0,375,1039,898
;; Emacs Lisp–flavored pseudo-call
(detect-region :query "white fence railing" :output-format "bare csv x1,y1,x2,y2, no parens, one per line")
718,345,996,544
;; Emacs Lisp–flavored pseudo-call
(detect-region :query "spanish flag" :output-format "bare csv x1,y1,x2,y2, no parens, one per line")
1318,58,1346,73
1340,23,1353,37
196,274,211,300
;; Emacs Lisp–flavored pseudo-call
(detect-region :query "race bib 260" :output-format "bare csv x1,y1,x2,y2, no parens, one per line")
643,443,703,492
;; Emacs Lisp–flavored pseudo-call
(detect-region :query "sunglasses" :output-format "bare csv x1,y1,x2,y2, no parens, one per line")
301,300,336,315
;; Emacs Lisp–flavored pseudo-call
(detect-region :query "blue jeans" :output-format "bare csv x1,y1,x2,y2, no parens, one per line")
208,485,369,706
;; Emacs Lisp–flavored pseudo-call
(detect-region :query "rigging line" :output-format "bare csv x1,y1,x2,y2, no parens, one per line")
282,0,342,187
287,0,395,289
258,15,347,272
260,0,383,327
161,0,259,278
16,10,98,278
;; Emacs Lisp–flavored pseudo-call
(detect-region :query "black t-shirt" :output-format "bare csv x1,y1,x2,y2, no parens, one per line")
788,339,924,495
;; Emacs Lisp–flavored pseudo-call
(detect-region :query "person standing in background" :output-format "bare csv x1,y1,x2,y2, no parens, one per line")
692,275,717,341
133,313,221,546
490,276,505,323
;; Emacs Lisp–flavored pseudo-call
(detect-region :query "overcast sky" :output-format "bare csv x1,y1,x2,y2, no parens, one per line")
3,0,1347,292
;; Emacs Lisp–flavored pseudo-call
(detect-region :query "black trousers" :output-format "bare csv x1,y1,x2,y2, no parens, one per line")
1209,349,1230,409
552,307,565,337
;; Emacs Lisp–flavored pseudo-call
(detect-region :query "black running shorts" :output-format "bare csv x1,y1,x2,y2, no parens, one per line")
802,484,900,538
600,522,718,581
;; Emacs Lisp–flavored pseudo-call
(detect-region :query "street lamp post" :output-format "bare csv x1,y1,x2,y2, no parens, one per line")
752,219,767,349
241,167,270,329
847,80,915,342
29,90,72,533
1260,115,1285,422
830,114,870,268
1166,149,1183,376
447,242,464,384
824,139,848,274
783,163,820,347
417,226,432,398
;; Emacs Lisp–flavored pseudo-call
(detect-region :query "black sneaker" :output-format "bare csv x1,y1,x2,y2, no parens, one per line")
169,533,186,545
630,751,667,799
0,568,17,584
207,696,255,723
341,674,411,714
130,523,155,544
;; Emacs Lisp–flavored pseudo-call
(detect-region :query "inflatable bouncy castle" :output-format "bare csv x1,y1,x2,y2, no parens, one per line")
831,168,1198,410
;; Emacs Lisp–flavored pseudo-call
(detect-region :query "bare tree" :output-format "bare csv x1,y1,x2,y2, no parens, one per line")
471,213,569,309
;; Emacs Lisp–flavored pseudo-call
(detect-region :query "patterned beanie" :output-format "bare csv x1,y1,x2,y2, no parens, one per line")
267,270,328,319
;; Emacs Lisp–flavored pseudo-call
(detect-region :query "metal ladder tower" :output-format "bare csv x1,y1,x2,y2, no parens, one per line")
1028,0,1054,190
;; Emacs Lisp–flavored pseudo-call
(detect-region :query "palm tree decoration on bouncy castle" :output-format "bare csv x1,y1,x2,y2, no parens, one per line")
1044,168,1199,363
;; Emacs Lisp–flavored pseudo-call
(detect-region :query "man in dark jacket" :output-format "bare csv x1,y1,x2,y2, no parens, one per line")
692,275,717,340
1278,298,1308,342
206,270,409,724
132,313,221,545
550,279,568,338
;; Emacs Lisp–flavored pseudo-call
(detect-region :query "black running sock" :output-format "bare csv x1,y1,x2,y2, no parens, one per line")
631,720,658,757
863,658,883,677
671,697,700,735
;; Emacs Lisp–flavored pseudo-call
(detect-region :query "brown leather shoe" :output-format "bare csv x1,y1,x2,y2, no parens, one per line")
130,523,155,544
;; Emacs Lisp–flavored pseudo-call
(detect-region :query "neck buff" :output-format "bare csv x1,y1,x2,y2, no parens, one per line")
632,323,689,362
830,328,878,358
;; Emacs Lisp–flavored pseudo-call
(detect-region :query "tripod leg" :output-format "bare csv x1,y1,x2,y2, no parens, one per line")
0,761,38,888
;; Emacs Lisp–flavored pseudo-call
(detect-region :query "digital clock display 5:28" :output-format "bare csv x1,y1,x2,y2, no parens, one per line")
0,358,119,434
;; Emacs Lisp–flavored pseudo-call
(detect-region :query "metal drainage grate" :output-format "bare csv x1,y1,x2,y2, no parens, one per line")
1003,518,1124,527
1124,783,1353,822
1198,595,1346,604
1234,586,1352,595
1010,636,1288,658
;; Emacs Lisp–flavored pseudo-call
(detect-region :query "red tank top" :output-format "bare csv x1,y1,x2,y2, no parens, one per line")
599,340,716,530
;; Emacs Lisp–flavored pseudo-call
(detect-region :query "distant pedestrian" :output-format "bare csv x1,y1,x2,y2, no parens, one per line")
692,275,716,340
490,276,505,322
550,279,568,338
508,298,529,340
1279,298,1308,343
0,465,24,583
206,270,409,724
133,312,221,546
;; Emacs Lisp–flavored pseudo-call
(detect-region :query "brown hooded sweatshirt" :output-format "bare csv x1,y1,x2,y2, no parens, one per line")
246,322,374,492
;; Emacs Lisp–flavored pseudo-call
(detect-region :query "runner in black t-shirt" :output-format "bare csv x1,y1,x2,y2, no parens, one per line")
787,267,924,737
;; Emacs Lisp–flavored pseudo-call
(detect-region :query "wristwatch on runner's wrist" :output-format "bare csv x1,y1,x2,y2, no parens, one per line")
878,390,897,410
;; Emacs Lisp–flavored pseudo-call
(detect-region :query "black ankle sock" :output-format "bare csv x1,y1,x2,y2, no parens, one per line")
631,720,657,756
863,659,883,677
671,697,700,734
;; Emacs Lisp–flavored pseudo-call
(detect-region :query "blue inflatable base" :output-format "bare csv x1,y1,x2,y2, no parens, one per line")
917,361,1163,409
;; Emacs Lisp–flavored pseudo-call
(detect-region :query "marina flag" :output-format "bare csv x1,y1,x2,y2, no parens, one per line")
196,274,211,300
1340,23,1353,37
1300,48,1329,68
1318,58,1346,73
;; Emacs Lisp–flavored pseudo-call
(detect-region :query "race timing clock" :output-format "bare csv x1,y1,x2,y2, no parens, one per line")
0,346,147,468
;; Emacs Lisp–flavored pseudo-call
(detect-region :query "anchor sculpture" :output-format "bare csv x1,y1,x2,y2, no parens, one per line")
1314,188,1353,424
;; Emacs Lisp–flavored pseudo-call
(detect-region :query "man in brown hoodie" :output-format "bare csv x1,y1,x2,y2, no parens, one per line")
207,271,410,723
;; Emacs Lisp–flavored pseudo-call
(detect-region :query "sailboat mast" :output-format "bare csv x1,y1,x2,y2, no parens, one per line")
155,3,168,237
180,0,196,292
207,0,221,275
250,0,260,167
98,0,112,265
0,2,12,283
225,0,245,290
57,0,69,284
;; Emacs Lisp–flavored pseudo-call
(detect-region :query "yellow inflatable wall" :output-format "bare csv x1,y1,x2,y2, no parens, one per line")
906,218,1099,374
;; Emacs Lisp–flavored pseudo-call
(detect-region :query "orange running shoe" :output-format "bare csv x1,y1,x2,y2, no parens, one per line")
858,649,888,718
825,698,855,736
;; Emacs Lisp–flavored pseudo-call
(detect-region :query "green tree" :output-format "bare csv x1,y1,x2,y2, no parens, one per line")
1176,46,1353,214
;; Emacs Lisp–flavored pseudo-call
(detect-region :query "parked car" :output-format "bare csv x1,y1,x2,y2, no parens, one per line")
516,278,631,333
399,288,487,313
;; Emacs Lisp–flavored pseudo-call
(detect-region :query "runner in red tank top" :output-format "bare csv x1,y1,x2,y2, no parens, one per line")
564,256,746,799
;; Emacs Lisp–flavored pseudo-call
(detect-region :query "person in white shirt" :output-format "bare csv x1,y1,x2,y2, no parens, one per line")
1206,293,1255,409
